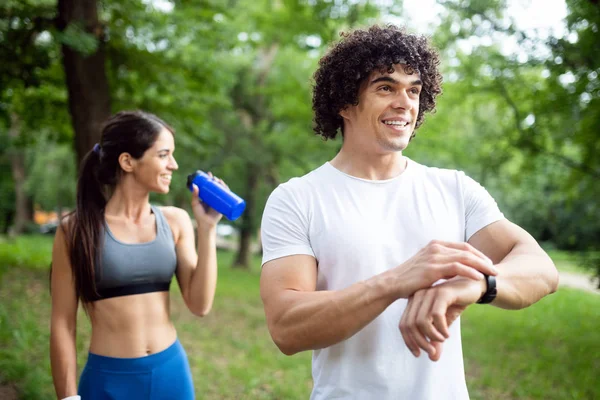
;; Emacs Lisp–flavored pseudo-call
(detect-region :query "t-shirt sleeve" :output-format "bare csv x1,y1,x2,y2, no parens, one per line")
260,184,315,266
461,173,505,241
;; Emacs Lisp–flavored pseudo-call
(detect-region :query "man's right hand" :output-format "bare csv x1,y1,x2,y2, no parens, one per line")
390,240,497,299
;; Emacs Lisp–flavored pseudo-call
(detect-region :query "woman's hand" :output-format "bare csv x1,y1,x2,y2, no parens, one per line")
190,171,225,229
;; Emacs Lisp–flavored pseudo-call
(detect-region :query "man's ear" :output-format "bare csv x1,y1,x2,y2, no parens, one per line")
339,105,351,120
118,152,135,173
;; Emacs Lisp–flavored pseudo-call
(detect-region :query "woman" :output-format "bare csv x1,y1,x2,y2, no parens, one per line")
50,110,224,399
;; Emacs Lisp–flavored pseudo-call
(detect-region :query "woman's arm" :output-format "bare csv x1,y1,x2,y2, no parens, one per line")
50,225,79,399
169,207,218,317
169,178,226,316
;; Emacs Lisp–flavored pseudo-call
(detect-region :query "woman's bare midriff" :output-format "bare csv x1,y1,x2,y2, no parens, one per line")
88,291,177,358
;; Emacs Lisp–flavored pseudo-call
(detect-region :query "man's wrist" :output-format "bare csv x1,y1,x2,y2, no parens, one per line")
370,270,404,302
479,278,487,297
476,274,497,304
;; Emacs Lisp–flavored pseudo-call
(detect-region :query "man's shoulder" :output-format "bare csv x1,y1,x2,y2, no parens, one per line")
275,163,331,193
409,158,465,183
263,164,330,218
410,159,491,201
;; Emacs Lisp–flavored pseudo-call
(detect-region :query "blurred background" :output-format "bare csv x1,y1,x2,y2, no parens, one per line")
0,0,598,399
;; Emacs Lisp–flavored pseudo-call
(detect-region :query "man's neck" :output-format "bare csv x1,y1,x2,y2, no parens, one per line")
329,147,407,181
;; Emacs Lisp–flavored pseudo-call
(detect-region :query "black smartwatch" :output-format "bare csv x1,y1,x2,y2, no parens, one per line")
476,274,497,304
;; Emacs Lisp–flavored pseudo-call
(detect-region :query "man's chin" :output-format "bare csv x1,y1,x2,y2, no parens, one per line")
381,139,409,152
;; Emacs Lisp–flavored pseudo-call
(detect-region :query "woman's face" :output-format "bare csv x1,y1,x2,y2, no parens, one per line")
130,128,178,194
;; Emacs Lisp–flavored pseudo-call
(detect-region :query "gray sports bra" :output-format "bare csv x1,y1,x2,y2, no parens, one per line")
93,205,177,301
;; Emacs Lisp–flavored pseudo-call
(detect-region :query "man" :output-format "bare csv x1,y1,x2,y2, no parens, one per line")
259,25,558,399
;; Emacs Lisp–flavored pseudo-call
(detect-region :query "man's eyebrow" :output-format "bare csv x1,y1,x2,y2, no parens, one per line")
370,76,423,86
157,148,171,153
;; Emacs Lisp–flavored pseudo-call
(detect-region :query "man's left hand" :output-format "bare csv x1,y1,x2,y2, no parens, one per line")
399,277,486,361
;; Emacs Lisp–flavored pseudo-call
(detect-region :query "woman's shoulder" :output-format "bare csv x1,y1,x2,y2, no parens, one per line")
56,212,76,237
156,205,189,220
156,206,192,233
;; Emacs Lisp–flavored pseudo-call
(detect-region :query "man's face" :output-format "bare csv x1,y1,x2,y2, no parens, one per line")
340,64,421,153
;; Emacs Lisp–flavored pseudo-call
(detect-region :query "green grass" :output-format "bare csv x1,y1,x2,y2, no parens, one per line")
1,235,599,399
0,235,53,277
0,236,312,399
462,289,600,400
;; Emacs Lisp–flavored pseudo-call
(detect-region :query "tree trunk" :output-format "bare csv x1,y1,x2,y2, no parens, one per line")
57,0,111,170
8,112,33,235
233,167,259,269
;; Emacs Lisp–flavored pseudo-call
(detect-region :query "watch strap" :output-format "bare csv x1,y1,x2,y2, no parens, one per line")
477,274,497,304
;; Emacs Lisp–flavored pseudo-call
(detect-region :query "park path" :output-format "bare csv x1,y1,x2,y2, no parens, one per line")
0,384,18,400
559,271,599,294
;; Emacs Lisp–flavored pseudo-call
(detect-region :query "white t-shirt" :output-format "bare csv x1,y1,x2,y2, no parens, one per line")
261,157,505,400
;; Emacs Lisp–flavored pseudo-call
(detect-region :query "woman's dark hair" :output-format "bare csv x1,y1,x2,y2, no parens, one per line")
58,110,174,305
312,24,443,140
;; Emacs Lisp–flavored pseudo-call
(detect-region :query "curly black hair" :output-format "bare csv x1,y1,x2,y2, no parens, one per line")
312,24,443,140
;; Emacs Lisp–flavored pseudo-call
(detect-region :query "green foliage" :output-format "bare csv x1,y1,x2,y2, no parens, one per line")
424,0,600,273
25,139,76,211
581,251,600,289
53,22,99,55
0,0,56,91
1,0,597,268
0,0,71,237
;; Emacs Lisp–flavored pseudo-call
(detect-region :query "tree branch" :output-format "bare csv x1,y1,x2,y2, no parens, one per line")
496,82,600,178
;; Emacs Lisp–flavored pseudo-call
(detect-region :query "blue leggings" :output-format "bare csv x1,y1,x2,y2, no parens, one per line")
78,339,194,399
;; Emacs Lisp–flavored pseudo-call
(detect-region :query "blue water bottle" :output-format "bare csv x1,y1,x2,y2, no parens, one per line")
186,171,246,221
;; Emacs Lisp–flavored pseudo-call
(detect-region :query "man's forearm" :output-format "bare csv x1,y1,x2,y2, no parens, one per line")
265,241,498,355
492,242,559,310
267,273,398,355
